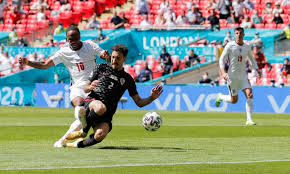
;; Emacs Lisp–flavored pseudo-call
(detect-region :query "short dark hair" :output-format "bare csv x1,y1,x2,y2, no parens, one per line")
112,44,128,57
66,25,80,35
235,27,244,33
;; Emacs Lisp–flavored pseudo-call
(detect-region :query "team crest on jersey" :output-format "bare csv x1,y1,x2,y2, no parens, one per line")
120,78,125,85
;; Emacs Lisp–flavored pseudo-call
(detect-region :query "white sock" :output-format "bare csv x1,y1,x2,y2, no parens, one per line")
220,94,232,102
74,106,82,121
58,120,81,142
246,98,253,122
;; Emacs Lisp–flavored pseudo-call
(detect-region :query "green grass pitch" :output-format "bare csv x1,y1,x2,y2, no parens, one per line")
0,106,290,174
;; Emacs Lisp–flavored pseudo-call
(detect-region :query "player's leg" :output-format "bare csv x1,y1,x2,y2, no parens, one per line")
53,87,86,147
216,81,238,107
71,96,87,128
65,122,110,148
65,100,107,141
242,88,256,126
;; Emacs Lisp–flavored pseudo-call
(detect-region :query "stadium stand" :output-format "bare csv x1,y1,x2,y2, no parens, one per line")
97,0,289,30
0,0,128,39
0,0,289,87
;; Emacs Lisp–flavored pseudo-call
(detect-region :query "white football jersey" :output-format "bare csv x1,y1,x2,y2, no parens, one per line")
51,40,104,86
219,41,258,79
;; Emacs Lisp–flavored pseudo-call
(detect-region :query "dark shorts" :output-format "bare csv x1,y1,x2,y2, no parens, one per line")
82,98,114,132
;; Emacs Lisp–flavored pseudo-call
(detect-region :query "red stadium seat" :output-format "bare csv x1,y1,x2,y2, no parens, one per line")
171,55,180,72
37,20,49,28
59,11,73,28
73,5,83,13
263,14,273,24
226,23,239,28
26,19,37,25
0,24,4,31
200,56,206,63
265,23,276,29
51,1,61,10
83,1,96,18
281,14,289,24
3,23,14,31
26,24,38,33
49,15,60,24
146,55,155,62
277,23,287,29
106,0,117,9
72,11,82,24
127,66,136,80
254,23,265,28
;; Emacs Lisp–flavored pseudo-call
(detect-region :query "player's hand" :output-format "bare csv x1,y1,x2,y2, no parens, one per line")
18,57,28,66
151,84,163,100
222,73,229,81
101,50,110,60
89,80,99,91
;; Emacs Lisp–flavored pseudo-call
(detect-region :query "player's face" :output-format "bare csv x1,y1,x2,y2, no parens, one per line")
234,29,244,43
66,30,82,51
111,51,126,70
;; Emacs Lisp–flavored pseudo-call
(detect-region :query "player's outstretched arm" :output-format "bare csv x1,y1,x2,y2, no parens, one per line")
18,57,55,69
131,84,163,107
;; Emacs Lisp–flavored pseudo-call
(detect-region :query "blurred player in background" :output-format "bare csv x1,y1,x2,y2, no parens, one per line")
18,25,110,147
64,44,163,148
216,27,261,126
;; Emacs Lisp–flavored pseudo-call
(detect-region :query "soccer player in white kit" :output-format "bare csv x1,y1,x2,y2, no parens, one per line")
18,25,110,147
215,27,261,126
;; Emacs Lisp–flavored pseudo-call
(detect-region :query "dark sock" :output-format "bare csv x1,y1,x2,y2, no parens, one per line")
77,133,101,148
88,109,102,121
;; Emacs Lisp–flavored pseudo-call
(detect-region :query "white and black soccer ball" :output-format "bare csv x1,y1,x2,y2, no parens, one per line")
142,112,162,131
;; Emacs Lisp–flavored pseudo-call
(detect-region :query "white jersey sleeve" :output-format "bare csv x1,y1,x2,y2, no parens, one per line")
86,40,105,57
219,43,231,69
50,49,64,65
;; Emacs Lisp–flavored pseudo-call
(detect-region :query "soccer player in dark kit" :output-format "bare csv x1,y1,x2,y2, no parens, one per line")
64,44,163,148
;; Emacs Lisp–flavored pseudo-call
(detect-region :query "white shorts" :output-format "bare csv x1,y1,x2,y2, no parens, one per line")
227,76,251,96
69,83,88,101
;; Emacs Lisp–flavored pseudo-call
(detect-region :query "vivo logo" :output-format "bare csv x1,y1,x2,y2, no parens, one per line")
150,87,289,113
267,95,290,113
40,85,71,108
153,87,227,112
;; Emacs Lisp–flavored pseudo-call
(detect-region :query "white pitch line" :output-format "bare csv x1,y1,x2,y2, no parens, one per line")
1,159,290,171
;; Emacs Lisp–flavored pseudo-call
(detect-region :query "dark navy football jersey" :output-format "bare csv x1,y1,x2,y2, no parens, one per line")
88,63,138,110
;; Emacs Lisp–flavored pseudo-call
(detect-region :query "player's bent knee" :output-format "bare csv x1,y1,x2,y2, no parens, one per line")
89,100,107,115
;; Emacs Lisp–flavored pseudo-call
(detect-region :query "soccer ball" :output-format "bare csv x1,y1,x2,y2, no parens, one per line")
142,112,162,131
